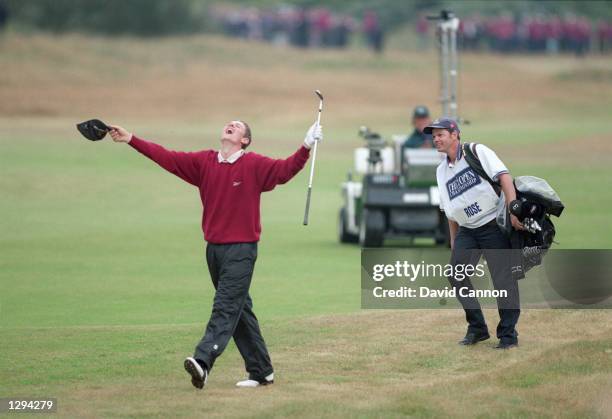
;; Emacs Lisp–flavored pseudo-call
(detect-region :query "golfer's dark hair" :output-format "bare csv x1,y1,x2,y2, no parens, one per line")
239,120,252,149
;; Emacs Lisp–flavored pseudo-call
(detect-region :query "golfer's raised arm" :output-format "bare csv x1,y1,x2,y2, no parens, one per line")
255,124,322,192
110,125,204,186
256,147,309,192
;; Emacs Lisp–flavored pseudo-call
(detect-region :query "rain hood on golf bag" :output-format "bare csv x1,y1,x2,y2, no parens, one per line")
498,176,564,279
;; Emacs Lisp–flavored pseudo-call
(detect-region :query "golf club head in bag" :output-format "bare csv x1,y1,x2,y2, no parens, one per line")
76,119,112,141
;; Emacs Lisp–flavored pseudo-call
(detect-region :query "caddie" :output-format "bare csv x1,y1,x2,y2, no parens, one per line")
426,117,523,349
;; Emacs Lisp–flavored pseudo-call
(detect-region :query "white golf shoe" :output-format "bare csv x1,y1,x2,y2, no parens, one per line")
236,372,274,388
184,357,208,390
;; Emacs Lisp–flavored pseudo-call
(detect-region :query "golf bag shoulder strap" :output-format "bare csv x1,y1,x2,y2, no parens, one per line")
462,142,501,196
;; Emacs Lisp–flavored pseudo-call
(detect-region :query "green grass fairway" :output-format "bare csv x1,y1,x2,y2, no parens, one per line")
1,34,612,418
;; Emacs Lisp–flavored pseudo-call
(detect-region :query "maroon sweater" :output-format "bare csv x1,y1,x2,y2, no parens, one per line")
129,136,310,244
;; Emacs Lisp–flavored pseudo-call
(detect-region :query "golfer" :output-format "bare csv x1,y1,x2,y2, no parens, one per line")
427,118,523,349
109,120,322,389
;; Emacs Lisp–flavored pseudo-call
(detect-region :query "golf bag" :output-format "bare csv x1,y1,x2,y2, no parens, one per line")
462,143,565,279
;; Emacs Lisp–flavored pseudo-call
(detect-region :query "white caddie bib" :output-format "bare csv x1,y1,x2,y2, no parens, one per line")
436,143,508,228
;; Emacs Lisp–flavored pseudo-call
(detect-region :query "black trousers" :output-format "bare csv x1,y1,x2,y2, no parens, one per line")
194,242,273,381
449,220,520,344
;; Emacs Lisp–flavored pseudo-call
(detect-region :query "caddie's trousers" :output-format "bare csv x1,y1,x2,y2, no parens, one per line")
194,242,273,381
448,220,521,344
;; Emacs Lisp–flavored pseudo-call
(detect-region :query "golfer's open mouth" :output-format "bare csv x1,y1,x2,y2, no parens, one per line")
225,127,234,135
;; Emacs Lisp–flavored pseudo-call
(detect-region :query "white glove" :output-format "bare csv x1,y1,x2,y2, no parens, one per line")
303,123,323,149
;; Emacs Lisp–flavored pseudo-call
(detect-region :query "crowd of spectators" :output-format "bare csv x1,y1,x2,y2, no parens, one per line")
416,13,612,55
209,5,384,52
209,5,612,56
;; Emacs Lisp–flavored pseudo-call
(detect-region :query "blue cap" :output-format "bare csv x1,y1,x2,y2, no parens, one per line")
423,117,460,135
413,106,430,118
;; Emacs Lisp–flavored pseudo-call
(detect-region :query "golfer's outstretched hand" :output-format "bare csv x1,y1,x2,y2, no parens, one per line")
109,125,133,143
304,123,323,149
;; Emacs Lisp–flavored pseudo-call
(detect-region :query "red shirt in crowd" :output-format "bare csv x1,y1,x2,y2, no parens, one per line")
129,136,310,244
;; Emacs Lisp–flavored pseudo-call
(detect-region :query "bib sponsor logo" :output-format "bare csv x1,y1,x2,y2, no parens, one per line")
446,167,481,200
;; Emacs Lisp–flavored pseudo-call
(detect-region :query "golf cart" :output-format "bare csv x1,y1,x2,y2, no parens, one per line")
338,127,448,247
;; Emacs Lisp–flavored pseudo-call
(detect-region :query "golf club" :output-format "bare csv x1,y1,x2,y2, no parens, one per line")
303,90,323,226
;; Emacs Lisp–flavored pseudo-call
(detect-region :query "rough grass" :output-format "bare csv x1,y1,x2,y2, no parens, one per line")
1,33,612,418
2,311,611,418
